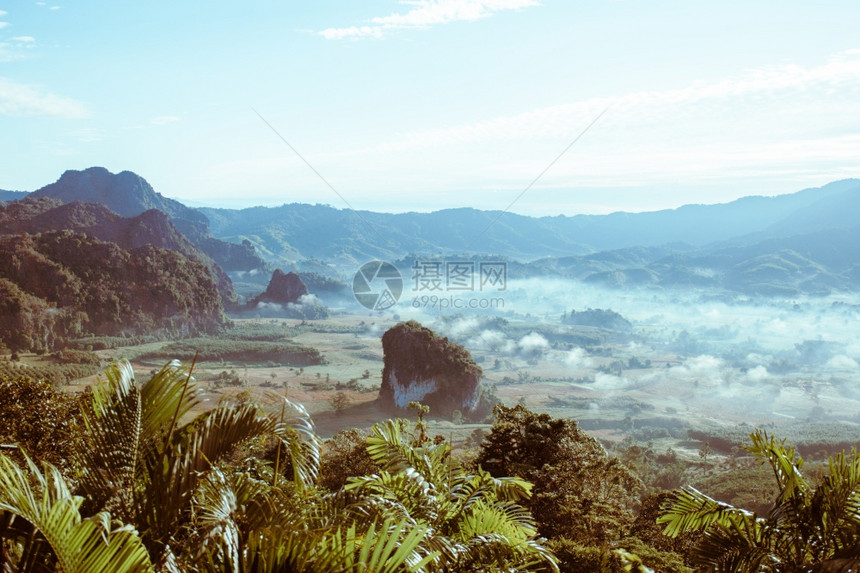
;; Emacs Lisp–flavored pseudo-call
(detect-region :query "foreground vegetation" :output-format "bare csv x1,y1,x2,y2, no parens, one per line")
1,359,858,572
0,359,559,572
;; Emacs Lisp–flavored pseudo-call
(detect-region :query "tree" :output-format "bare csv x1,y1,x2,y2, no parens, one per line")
330,391,350,416
0,375,83,476
659,429,860,572
318,428,380,491
0,359,563,571
74,358,321,567
477,404,643,544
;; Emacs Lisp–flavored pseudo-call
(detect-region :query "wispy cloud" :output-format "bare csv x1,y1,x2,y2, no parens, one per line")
0,77,87,118
385,49,860,148
319,0,539,40
287,49,860,204
67,127,105,142
0,36,37,62
149,115,180,125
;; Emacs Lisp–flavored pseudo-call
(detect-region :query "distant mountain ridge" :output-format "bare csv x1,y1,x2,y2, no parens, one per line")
8,168,860,297
200,179,860,266
0,190,28,202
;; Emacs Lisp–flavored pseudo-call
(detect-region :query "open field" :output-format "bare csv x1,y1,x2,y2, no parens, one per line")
25,285,855,459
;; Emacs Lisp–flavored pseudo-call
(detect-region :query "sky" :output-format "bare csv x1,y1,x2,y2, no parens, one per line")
2,0,860,215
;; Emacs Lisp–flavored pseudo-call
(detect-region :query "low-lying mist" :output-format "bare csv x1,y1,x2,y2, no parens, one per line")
384,278,860,427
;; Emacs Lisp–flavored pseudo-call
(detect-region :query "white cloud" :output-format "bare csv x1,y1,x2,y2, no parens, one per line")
467,329,516,353
11,36,35,43
319,26,383,40
670,355,725,383
388,50,860,148
564,347,593,368
0,77,87,118
322,49,860,194
319,0,539,40
0,22,9,29
826,355,859,369
518,331,548,358
746,365,769,382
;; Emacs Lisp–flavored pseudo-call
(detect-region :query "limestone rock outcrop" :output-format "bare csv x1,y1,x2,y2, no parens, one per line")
379,321,482,415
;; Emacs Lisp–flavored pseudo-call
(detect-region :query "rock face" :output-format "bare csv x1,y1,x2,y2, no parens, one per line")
379,321,482,415
0,231,227,352
0,198,238,306
254,269,309,304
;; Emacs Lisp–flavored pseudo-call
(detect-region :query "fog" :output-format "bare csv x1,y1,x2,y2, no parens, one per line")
382,277,860,427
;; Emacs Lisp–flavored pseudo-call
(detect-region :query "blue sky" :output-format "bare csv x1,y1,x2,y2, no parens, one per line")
2,1,860,215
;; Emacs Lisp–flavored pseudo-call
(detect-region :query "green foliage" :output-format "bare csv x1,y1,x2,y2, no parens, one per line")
330,391,350,415
0,231,227,352
0,358,100,387
65,334,161,351
548,538,675,573
477,404,643,545
318,428,381,492
0,375,83,474
689,422,860,458
0,453,154,572
52,348,102,365
346,417,559,572
690,462,778,516
0,359,571,571
74,359,320,565
659,429,860,571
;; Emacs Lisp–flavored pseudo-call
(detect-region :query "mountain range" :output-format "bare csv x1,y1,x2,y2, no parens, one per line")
198,179,860,267
4,169,860,300
28,167,266,273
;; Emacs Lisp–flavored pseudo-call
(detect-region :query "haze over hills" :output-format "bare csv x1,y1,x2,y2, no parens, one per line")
198,179,860,267
5,168,860,298
0,190,28,202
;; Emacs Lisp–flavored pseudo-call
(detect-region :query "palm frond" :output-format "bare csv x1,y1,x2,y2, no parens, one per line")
265,394,321,491
137,402,274,556
658,486,756,538
365,419,414,472
78,359,143,518
241,518,437,573
747,429,809,502
0,453,153,573
191,469,276,571
691,516,773,572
